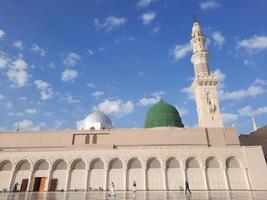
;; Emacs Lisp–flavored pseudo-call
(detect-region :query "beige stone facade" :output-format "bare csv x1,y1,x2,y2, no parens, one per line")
0,21,267,193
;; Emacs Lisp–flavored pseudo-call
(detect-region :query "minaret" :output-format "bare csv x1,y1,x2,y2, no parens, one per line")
190,20,223,127
252,117,258,132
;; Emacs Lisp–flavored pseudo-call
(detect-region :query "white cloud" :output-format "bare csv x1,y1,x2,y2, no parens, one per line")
212,31,225,48
94,16,127,32
181,86,195,100
138,91,165,106
63,52,81,67
138,96,160,106
76,120,84,130
34,80,54,100
60,94,79,104
15,120,43,131
172,43,191,61
221,113,239,126
238,105,267,117
31,44,46,57
254,78,267,85
220,86,266,101
18,97,27,100
237,35,267,52
13,40,24,50
176,105,188,117
199,0,220,10
151,26,160,33
6,58,30,87
92,91,104,97
61,69,78,82
141,12,156,25
97,99,134,117
0,52,9,69
0,30,5,38
86,83,96,88
137,0,157,8
25,108,37,114
0,94,5,100
88,49,94,55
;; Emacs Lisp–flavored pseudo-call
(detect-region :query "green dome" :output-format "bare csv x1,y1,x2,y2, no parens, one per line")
145,100,184,128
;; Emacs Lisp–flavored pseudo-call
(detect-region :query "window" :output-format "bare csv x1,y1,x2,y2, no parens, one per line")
93,134,97,144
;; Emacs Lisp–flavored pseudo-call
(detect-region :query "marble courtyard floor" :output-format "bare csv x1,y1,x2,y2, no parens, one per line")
0,191,267,200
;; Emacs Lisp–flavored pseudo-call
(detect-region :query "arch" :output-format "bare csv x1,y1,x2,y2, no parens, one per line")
90,158,104,169
127,158,142,169
0,160,12,171
165,158,183,190
49,159,68,191
108,158,123,169
107,158,124,190
205,157,226,190
205,157,220,168
166,157,180,168
15,160,31,171
69,159,86,190
126,158,143,190
52,159,67,170
225,156,248,190
33,160,49,171
70,159,86,170
186,157,200,168
185,157,205,190
147,158,163,190
147,158,161,169
0,160,13,190
89,158,105,190
226,157,240,168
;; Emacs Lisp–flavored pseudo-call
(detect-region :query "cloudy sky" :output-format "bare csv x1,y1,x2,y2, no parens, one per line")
0,0,267,134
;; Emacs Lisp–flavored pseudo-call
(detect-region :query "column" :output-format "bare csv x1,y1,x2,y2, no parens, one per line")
123,168,127,191
64,167,70,191
143,168,147,191
244,168,252,190
223,168,229,190
84,167,89,191
162,167,167,190
182,167,186,190
104,168,108,191
8,169,15,192
202,168,208,190
27,170,34,192
45,168,53,192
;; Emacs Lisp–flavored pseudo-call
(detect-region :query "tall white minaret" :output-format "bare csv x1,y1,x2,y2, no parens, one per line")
190,20,224,127
252,117,258,132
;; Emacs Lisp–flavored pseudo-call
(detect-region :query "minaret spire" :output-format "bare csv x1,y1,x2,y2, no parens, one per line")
190,21,223,128
252,117,258,132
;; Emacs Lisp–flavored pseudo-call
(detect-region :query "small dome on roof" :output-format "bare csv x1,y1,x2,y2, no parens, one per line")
83,110,113,130
145,100,184,128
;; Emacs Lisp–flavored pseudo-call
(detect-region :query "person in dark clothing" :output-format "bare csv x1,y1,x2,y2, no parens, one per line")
185,180,191,194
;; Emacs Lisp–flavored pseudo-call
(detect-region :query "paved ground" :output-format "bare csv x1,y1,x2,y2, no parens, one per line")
0,191,267,200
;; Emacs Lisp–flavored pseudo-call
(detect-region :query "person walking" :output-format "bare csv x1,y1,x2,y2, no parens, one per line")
109,182,116,197
185,180,191,194
132,181,137,193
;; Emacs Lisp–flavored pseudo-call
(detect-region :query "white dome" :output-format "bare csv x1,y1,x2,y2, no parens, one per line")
82,110,113,130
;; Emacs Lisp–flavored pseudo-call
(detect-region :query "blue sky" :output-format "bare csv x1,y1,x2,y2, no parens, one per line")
0,0,267,134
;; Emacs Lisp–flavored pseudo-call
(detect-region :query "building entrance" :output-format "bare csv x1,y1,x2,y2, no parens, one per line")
33,177,46,192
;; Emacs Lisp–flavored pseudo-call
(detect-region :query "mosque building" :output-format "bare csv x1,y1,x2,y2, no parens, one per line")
0,21,267,193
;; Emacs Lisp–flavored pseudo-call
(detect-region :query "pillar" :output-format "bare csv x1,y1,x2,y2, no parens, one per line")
143,168,147,191
27,170,34,192
202,168,208,190
84,167,89,191
223,168,229,190
8,169,15,192
123,168,127,191
182,167,186,190
104,168,108,191
162,167,167,190
46,168,53,192
64,167,70,191
244,167,252,190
